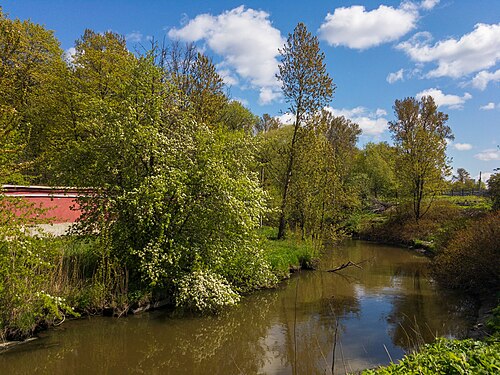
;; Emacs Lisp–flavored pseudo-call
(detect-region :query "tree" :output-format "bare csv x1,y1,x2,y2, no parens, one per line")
276,22,334,239
389,96,453,222
255,113,280,134
0,9,67,183
487,173,500,210
355,142,397,199
220,101,259,133
163,42,227,127
451,168,476,192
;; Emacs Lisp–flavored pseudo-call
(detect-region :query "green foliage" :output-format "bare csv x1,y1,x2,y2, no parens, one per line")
259,227,318,278
276,22,335,239
0,9,67,183
363,338,500,374
389,96,453,222
437,195,492,211
433,211,500,292
488,173,500,210
0,197,79,339
354,142,397,200
487,303,500,337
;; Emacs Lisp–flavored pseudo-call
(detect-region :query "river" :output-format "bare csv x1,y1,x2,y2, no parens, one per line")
0,240,476,374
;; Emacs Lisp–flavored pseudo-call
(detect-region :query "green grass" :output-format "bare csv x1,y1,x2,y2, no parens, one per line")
437,195,492,210
258,226,318,278
362,338,500,374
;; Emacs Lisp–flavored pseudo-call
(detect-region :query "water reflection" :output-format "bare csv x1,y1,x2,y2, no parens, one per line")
0,240,475,375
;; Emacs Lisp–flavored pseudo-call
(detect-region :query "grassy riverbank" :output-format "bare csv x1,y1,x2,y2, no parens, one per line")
0,224,318,342
259,226,319,277
362,337,500,374
362,303,500,374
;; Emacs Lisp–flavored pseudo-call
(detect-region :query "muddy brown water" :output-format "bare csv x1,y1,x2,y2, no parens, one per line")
0,240,475,374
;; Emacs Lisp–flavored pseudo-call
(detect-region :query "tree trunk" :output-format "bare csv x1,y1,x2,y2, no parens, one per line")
277,114,302,239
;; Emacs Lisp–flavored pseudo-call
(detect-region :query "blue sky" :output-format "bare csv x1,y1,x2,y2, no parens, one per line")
3,0,499,182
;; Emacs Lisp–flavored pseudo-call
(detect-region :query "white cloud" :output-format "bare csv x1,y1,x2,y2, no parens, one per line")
326,106,388,135
168,6,284,104
471,69,500,90
259,87,282,105
420,0,440,10
217,63,239,86
480,102,496,110
416,88,472,109
474,149,500,161
276,112,295,125
397,23,500,78
231,97,249,106
64,47,76,64
453,143,472,151
482,172,494,185
126,31,143,42
319,4,418,49
387,68,404,83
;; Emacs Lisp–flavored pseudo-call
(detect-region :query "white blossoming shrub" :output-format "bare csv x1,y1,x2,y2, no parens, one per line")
176,269,240,313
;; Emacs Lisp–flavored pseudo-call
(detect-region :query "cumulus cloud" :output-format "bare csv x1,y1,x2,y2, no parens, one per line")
168,6,284,104
420,0,440,10
482,172,494,185
480,102,496,110
474,149,500,161
275,112,295,126
471,69,500,90
453,143,472,151
126,31,143,42
318,3,418,49
397,23,500,78
416,88,472,109
387,68,404,83
326,106,388,135
64,47,76,64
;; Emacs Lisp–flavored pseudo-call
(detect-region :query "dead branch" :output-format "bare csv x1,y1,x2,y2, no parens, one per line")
327,261,362,273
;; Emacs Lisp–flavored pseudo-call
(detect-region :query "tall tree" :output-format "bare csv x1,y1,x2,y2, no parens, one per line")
163,42,227,127
0,9,67,183
276,22,334,239
389,96,453,222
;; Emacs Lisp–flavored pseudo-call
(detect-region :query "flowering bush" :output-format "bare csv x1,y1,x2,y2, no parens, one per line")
175,269,240,313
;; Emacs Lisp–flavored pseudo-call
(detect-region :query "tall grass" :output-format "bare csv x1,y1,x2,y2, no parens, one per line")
259,226,319,278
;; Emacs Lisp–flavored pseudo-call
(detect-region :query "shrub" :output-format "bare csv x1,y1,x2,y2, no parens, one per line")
433,211,500,292
175,269,240,313
363,338,500,374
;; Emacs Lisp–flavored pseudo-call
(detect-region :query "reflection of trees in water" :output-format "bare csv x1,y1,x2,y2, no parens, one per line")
271,271,362,375
1,291,284,375
1,241,478,375
385,270,475,351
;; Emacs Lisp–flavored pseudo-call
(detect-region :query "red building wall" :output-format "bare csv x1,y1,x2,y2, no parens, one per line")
2,185,82,223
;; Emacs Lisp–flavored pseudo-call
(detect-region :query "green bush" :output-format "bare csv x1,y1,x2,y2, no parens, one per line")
363,338,500,374
0,197,79,339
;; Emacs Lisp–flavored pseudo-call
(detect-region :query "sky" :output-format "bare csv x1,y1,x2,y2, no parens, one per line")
2,0,499,182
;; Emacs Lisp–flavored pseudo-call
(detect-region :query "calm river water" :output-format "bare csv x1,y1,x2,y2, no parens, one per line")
0,240,476,374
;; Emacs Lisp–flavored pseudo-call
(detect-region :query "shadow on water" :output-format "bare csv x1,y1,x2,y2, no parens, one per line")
0,240,476,375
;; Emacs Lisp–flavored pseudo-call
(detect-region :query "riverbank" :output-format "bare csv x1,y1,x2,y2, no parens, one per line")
352,198,499,373
0,240,476,374
1,226,318,345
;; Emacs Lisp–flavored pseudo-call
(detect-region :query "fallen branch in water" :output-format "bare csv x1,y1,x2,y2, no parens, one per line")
327,261,363,273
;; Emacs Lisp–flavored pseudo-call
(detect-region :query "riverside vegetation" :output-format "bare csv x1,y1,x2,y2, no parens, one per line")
1,9,499,373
